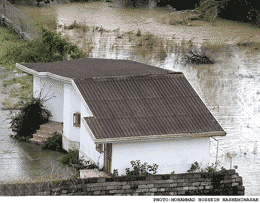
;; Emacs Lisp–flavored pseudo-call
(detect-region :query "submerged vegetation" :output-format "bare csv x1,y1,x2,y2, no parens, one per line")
185,47,215,64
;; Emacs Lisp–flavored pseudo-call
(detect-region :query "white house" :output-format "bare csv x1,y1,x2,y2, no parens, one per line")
16,58,226,175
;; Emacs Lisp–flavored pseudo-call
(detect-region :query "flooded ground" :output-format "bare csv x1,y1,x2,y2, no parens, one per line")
0,110,73,184
0,67,73,184
53,2,260,45
2,1,260,195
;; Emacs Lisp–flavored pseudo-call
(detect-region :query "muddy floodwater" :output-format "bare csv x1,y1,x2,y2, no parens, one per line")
0,69,73,183
1,1,260,195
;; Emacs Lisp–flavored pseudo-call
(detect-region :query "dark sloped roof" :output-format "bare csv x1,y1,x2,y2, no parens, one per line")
20,58,225,141
75,73,225,140
22,58,168,79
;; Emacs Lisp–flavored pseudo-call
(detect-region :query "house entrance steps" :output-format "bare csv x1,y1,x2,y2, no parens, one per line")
29,121,63,145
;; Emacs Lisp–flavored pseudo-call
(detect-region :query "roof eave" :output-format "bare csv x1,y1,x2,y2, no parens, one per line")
16,63,93,116
16,63,72,82
93,131,226,144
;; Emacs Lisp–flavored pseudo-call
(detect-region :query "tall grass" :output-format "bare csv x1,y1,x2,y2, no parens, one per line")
0,26,27,59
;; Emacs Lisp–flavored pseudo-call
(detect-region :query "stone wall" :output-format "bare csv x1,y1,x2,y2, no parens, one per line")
0,170,244,196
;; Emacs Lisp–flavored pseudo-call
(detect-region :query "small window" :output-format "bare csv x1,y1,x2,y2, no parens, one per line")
73,112,81,127
96,144,104,154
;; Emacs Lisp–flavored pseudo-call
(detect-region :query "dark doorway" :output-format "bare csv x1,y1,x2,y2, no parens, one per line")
103,143,112,175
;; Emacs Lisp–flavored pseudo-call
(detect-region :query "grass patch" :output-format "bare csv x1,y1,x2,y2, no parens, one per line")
0,25,27,58
3,75,33,105
0,25,32,106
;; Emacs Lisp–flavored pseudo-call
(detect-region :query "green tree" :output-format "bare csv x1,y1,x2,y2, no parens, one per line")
3,27,87,64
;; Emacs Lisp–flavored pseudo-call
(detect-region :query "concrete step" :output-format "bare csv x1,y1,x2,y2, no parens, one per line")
32,133,53,142
35,129,54,136
29,121,63,145
29,138,47,145
40,121,63,131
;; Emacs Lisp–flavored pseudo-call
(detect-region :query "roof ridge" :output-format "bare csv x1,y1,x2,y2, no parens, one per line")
74,71,183,81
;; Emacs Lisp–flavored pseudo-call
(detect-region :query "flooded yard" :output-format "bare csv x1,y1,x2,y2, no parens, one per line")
0,69,73,183
1,1,260,195
0,110,72,184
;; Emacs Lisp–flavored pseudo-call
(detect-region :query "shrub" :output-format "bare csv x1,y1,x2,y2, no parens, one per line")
112,169,119,177
125,160,158,178
60,150,79,166
187,161,201,172
60,150,99,171
10,95,52,141
3,27,87,64
187,161,227,173
41,132,66,153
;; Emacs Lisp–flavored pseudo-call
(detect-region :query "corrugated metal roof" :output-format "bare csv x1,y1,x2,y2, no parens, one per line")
75,73,225,140
22,58,168,79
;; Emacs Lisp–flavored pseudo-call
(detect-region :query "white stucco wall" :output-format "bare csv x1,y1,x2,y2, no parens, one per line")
33,76,64,122
80,101,103,168
33,75,103,163
112,137,210,175
63,83,81,144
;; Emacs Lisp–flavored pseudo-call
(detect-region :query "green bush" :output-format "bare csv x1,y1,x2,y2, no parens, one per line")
187,161,227,173
125,160,158,178
3,27,87,64
60,150,79,166
60,150,99,171
10,95,52,141
41,132,66,153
